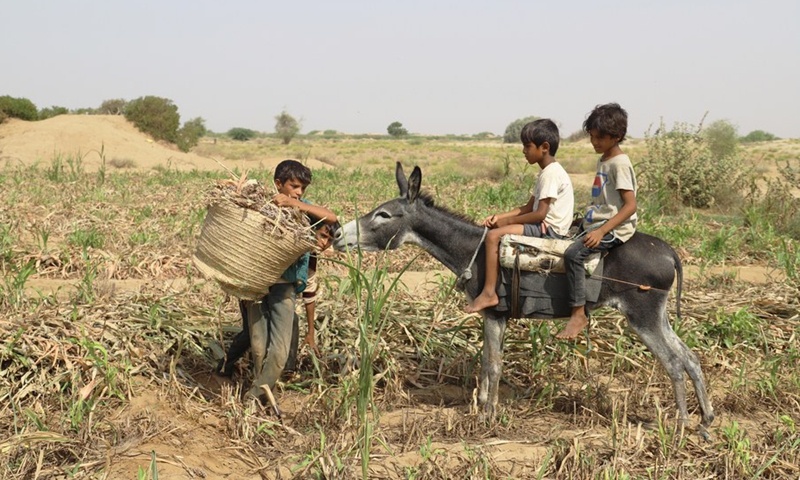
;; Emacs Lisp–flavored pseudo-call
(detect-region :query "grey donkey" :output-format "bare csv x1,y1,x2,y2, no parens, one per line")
333,163,714,438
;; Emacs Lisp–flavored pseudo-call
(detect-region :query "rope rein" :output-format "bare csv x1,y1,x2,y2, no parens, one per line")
459,226,488,286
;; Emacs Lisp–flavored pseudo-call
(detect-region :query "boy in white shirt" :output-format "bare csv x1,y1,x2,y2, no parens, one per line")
466,119,574,313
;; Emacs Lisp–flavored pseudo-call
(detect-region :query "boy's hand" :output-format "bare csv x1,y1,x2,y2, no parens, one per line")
583,229,605,249
272,193,298,208
483,214,499,228
304,332,320,356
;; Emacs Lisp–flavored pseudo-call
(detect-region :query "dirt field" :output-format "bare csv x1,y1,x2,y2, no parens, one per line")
2,116,799,479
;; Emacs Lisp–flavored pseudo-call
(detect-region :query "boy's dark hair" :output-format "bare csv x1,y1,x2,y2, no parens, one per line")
583,103,628,143
520,119,560,156
274,159,312,185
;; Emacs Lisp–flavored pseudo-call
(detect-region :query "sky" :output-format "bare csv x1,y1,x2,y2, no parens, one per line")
3,1,799,139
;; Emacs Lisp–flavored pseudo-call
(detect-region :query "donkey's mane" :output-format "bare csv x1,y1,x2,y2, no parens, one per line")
418,191,478,226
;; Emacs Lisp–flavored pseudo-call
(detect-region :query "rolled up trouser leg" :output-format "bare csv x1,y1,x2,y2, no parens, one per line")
249,283,296,396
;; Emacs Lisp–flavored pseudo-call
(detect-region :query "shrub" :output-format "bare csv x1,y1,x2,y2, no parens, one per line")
38,106,69,120
387,121,408,137
176,117,207,152
227,127,257,141
98,98,127,115
124,96,180,143
472,131,496,139
740,130,779,143
275,110,301,144
0,96,38,121
703,119,739,160
565,129,589,142
639,118,746,210
503,116,540,143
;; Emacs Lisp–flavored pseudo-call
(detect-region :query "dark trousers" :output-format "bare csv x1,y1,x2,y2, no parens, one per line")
565,232,622,307
216,299,300,376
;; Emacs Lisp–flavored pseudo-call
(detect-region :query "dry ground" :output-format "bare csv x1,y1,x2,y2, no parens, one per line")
2,116,800,479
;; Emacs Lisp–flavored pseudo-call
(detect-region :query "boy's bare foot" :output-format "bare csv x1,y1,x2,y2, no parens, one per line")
556,314,589,340
465,291,499,313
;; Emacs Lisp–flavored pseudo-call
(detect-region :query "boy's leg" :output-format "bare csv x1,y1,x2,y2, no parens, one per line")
466,224,525,313
216,300,253,377
558,234,622,340
283,312,300,375
249,283,297,398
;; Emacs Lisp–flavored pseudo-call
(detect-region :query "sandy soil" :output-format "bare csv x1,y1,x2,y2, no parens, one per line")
0,115,330,173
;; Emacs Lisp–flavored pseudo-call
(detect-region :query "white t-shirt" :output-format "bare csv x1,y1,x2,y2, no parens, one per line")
583,154,638,242
530,162,575,237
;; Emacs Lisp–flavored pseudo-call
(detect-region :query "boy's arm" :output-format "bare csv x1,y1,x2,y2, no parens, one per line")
496,197,550,227
273,195,338,224
583,189,637,248
486,198,534,227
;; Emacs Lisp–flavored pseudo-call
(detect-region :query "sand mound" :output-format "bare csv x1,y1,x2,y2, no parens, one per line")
0,115,329,173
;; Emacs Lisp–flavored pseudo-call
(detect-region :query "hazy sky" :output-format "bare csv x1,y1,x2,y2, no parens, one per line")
3,1,799,138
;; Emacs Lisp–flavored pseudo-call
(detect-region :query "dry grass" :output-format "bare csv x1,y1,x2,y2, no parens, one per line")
2,148,799,479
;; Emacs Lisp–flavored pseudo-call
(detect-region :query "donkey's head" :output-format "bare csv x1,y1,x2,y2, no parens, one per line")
333,162,422,252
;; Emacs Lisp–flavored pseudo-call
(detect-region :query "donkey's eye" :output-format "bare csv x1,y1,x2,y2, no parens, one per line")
376,211,391,219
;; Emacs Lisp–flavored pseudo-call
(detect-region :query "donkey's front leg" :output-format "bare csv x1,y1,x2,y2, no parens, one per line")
479,313,507,419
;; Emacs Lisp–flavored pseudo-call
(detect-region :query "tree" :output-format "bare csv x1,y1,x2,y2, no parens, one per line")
124,96,180,143
703,119,739,160
38,106,69,120
275,110,300,144
503,116,540,143
227,127,257,141
0,96,38,121
741,130,778,143
176,117,207,152
387,121,408,137
98,98,127,115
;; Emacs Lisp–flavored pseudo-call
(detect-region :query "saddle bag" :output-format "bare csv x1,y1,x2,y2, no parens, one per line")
499,234,601,275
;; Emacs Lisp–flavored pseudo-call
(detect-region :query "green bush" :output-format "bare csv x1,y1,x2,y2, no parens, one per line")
740,130,779,143
275,110,301,144
0,96,38,121
640,119,746,210
98,98,127,115
38,106,69,120
703,119,739,160
387,121,408,137
565,129,588,142
503,116,540,143
176,117,207,152
227,127,257,141
124,96,180,143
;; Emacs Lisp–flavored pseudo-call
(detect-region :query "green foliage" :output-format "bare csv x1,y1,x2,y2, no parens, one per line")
472,131,495,139
565,129,589,142
387,121,408,137
124,96,180,143
741,130,779,143
97,98,127,115
639,118,746,210
38,106,69,120
503,116,540,143
275,110,300,144
0,95,38,121
176,117,206,152
227,127,257,141
703,119,739,160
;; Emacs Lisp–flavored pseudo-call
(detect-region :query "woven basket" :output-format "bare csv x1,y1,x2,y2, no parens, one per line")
192,200,316,299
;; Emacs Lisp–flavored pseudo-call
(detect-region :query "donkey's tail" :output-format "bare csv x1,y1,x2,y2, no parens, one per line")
672,248,683,319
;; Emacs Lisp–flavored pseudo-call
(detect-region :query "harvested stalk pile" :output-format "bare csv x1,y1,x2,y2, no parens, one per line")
192,176,316,299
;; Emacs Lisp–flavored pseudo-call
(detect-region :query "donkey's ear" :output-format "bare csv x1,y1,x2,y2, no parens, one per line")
407,166,422,202
396,162,409,197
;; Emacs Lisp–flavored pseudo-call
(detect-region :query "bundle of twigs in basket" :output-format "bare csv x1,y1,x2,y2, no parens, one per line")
193,171,316,299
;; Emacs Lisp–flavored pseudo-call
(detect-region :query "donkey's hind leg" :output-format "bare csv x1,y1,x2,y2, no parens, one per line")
626,306,695,431
677,339,715,433
479,312,508,419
